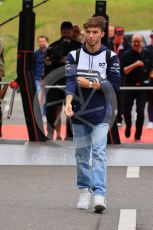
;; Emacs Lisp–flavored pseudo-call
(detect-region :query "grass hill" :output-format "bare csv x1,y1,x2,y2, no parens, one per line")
0,0,153,81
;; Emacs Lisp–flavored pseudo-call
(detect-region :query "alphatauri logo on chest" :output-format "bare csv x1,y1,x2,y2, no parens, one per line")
99,63,105,67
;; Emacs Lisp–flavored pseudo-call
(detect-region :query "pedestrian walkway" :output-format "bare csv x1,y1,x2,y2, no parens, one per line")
0,142,153,166
1,123,153,144
1,91,153,143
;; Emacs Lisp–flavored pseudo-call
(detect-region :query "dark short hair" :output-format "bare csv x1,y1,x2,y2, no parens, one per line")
37,35,49,42
60,21,73,30
83,16,106,31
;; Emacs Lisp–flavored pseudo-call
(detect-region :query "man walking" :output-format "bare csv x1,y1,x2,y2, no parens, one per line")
108,26,130,127
33,35,49,116
65,16,120,212
121,33,153,140
44,21,81,140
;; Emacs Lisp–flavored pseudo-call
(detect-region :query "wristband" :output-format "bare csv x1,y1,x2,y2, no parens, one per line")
88,81,93,88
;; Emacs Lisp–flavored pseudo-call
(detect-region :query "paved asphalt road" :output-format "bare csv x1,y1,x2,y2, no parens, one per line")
0,166,153,230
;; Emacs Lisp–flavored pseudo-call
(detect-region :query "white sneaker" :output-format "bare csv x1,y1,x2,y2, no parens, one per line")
77,188,91,210
147,122,153,129
94,195,106,212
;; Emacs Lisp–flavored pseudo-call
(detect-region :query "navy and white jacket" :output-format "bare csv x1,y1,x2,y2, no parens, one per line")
65,44,121,125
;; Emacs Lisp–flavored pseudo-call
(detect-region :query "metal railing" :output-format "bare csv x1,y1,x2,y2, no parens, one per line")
44,85,153,90
0,81,17,118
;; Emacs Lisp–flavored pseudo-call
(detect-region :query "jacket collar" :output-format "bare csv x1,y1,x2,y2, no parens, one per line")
82,44,107,56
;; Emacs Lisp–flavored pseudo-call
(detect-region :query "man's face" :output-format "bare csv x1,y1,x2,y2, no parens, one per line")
114,33,124,44
72,26,81,40
84,27,104,47
61,29,72,39
131,35,143,51
108,25,115,38
37,38,48,49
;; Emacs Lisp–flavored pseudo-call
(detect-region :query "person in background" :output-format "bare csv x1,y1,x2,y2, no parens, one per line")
108,24,115,42
0,40,5,138
33,35,49,116
145,31,153,129
43,21,81,140
121,33,153,141
72,24,82,43
108,27,129,127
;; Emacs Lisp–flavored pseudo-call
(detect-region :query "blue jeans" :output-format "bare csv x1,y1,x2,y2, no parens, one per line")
35,80,46,116
72,122,109,196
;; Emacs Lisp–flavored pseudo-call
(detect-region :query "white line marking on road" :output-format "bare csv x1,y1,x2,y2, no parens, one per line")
118,209,136,230
126,167,140,178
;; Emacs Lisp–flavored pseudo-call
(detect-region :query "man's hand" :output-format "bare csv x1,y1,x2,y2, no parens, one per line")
149,70,153,79
77,77,90,88
40,79,44,87
77,76,100,90
45,57,52,65
134,60,144,68
124,60,145,75
64,103,73,118
64,95,73,118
